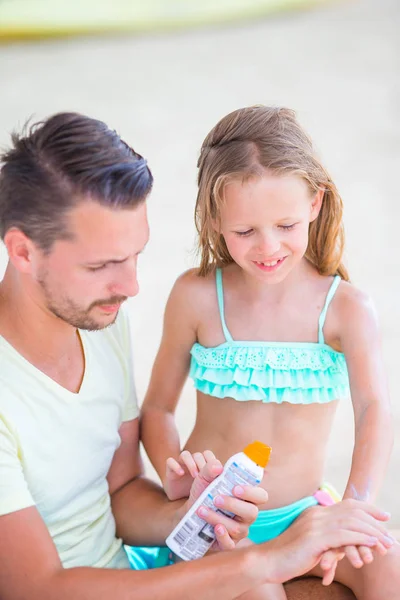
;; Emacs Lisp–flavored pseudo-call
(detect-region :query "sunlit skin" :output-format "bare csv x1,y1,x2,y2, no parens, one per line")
0,200,149,392
1,195,304,600
33,200,149,330
142,167,397,595
142,171,399,600
186,173,329,509
142,169,390,513
143,172,341,509
219,174,321,287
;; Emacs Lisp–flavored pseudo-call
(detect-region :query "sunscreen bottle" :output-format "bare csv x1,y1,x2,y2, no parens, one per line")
166,441,271,561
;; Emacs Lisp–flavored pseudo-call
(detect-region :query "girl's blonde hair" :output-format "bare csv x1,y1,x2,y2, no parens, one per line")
195,106,349,281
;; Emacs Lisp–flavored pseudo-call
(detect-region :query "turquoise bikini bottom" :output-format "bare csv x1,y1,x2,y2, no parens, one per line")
249,484,339,544
124,546,165,570
125,485,339,567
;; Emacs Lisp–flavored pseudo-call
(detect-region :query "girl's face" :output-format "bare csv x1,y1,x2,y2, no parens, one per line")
219,172,322,284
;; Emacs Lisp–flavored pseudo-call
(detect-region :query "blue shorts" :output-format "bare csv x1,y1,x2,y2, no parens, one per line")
124,546,172,570
249,485,339,544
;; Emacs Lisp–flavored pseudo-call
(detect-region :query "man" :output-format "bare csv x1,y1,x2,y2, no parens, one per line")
0,113,393,600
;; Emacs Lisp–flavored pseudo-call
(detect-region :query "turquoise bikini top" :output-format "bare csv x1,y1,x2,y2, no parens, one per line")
189,269,350,404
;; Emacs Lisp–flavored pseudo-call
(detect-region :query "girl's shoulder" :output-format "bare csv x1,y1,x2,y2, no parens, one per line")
167,268,218,311
315,276,379,352
327,278,379,341
173,267,216,292
334,279,376,318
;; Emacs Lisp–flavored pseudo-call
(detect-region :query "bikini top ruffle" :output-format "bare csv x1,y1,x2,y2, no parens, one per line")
189,270,350,404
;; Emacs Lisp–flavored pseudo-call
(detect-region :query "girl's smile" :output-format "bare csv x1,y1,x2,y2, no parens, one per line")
253,256,287,273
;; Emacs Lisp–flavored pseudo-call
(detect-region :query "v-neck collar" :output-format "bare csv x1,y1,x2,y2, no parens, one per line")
0,330,89,397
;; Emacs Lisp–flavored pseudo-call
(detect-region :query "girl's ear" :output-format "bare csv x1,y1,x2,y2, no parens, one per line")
210,217,220,233
309,188,324,222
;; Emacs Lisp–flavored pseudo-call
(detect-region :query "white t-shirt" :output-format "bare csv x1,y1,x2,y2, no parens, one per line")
0,307,138,569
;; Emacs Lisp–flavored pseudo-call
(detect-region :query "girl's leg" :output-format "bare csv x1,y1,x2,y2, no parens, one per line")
307,542,400,600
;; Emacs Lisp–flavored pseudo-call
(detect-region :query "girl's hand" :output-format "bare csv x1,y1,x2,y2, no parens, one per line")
318,548,345,585
164,450,217,501
319,542,389,585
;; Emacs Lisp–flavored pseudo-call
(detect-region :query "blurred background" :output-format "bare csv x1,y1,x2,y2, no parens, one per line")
1,0,399,521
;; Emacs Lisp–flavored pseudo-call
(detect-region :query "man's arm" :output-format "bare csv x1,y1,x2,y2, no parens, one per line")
107,417,176,546
0,498,394,600
251,500,394,585
0,505,266,600
108,418,265,547
0,414,266,600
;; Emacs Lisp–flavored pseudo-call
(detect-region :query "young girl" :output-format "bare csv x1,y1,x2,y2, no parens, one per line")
141,106,398,598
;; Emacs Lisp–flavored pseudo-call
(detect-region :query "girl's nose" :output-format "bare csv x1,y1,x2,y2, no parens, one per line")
255,233,280,257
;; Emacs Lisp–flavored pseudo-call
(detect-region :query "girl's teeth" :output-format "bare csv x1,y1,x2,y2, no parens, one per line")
257,260,279,266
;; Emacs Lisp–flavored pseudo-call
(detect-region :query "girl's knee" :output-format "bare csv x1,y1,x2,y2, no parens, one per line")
360,545,400,599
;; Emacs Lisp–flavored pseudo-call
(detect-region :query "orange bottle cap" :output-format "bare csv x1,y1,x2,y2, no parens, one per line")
243,441,272,468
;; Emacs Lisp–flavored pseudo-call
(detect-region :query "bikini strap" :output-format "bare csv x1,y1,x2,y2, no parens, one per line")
318,275,341,344
216,268,233,342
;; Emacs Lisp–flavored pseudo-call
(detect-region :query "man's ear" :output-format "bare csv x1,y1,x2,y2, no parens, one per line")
309,188,324,223
3,228,38,274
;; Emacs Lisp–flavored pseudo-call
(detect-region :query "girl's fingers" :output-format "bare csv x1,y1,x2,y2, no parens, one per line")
196,458,224,484
166,449,219,480
344,545,364,569
179,450,199,478
166,457,185,476
375,541,388,556
320,549,345,585
192,452,207,471
357,545,375,565
320,550,339,571
322,561,338,586
203,450,217,462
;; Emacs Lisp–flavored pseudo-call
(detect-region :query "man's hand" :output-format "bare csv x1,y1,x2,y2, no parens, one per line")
175,454,268,552
262,499,394,584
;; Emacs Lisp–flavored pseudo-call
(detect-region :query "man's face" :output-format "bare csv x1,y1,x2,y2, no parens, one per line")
32,200,149,330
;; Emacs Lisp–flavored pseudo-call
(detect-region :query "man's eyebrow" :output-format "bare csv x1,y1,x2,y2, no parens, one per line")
84,244,147,266
84,257,128,267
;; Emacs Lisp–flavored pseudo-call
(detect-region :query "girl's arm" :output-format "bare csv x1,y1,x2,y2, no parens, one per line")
336,285,393,502
140,270,200,495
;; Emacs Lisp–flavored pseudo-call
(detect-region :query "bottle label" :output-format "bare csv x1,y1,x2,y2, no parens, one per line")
169,461,261,560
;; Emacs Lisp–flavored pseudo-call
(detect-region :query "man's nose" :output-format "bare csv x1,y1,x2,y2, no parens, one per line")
111,266,140,298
